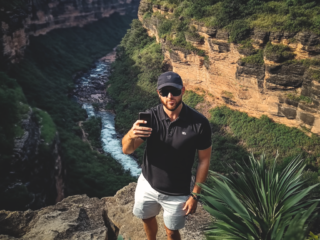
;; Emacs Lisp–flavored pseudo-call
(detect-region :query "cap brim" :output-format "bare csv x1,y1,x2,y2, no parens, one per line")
157,83,183,90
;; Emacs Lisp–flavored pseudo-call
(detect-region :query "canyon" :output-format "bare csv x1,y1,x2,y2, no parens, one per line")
1,0,139,65
0,0,140,212
138,0,320,135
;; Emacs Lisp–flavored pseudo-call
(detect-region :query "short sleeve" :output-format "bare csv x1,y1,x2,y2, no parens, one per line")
196,118,212,150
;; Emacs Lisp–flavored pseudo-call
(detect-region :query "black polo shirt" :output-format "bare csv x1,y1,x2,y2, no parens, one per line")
141,102,212,196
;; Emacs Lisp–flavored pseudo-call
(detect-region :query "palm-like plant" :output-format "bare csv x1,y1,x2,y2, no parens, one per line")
199,154,320,240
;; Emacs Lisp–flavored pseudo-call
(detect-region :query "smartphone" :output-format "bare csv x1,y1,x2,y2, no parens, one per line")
139,112,152,128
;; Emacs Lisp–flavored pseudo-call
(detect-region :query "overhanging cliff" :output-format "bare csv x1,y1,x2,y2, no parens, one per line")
138,0,320,135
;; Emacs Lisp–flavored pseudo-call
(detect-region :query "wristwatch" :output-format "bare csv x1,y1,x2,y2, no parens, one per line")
190,193,200,201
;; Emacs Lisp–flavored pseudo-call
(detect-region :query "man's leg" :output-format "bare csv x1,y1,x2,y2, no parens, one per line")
142,216,158,240
164,224,181,240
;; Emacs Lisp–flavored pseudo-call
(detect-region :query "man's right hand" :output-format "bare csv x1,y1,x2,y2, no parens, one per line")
128,120,152,140
122,120,152,154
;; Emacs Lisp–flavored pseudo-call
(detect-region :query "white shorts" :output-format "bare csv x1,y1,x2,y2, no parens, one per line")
133,173,189,230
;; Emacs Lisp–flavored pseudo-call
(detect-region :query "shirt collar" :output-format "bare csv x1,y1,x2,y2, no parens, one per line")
160,102,187,122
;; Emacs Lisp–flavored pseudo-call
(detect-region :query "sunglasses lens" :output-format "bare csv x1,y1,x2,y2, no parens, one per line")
160,88,181,97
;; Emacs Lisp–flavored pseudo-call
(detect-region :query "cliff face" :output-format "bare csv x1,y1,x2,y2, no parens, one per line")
1,0,139,64
138,0,320,135
3,107,64,210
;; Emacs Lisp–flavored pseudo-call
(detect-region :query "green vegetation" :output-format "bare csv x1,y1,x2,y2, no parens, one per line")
0,13,136,206
311,69,320,82
0,72,26,155
145,0,320,45
264,42,295,61
82,117,102,149
183,90,204,109
33,108,56,145
209,107,320,173
107,20,162,135
107,20,162,162
240,50,264,65
200,155,319,240
286,93,313,104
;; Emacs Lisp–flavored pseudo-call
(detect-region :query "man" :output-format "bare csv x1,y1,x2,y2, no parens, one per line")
122,71,212,240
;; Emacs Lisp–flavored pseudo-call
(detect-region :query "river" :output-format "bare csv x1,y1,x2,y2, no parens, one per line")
73,51,141,177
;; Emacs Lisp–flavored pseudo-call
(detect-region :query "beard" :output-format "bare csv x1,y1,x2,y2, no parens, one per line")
160,96,182,112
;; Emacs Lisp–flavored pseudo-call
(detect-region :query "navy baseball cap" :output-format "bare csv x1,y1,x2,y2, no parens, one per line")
157,71,183,90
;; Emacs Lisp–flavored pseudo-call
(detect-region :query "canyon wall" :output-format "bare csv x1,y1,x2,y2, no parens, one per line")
0,0,140,65
138,0,320,135
4,107,64,210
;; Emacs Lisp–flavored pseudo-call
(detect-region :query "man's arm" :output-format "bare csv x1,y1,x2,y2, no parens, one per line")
192,146,212,194
122,120,152,154
183,146,212,215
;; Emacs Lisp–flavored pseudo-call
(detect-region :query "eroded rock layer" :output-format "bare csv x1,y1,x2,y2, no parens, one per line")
138,0,320,134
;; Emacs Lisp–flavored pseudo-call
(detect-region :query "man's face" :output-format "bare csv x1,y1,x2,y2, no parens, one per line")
157,86,185,112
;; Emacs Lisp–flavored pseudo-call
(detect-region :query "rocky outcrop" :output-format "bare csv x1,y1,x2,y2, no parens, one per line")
0,195,108,240
0,183,211,240
138,0,320,134
0,0,140,64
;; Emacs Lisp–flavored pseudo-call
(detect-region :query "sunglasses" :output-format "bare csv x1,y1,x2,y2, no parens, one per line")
159,87,182,97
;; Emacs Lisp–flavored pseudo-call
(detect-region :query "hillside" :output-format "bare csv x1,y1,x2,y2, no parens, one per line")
137,0,320,135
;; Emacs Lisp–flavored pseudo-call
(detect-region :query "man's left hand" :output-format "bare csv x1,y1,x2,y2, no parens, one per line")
183,196,198,215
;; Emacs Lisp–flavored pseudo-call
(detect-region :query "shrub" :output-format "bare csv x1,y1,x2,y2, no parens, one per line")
286,93,313,104
183,90,204,109
227,20,251,43
209,106,320,169
240,50,264,65
157,19,174,37
200,154,320,240
264,42,295,62
33,108,56,145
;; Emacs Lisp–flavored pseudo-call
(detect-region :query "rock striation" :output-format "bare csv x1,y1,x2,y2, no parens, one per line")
0,0,140,65
0,183,211,240
138,0,320,135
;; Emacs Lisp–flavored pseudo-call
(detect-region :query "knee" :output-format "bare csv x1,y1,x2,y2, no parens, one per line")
142,216,156,224
165,228,179,238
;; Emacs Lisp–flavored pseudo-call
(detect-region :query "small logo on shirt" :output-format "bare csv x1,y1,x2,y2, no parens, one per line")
182,132,186,135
